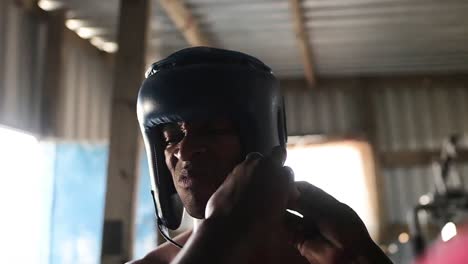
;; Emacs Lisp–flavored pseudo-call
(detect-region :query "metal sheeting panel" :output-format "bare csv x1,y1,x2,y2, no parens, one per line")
54,30,113,142
184,0,303,78
382,164,468,224
56,0,468,77
0,2,47,134
178,0,468,76
283,77,468,152
282,79,362,136
301,0,468,76
371,78,468,152
55,0,190,60
58,0,120,39
283,77,468,255
148,0,190,59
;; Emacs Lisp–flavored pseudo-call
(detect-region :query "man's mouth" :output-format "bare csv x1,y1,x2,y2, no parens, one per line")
178,176,193,188
178,169,195,188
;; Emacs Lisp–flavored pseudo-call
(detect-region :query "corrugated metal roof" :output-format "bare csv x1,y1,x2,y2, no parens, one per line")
56,0,468,78
184,0,301,77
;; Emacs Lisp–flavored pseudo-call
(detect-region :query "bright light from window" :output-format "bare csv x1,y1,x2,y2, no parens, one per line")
441,222,457,242
0,126,51,263
38,0,64,11
285,141,378,238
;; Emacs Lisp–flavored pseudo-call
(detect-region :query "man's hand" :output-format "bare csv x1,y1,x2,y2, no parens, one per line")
176,146,392,264
205,146,294,242
290,181,393,264
171,146,295,264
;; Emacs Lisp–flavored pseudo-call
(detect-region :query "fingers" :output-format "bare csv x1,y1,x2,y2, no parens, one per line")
242,146,289,185
284,166,300,208
205,152,263,219
297,237,346,264
245,152,263,162
294,181,341,213
270,145,287,166
292,181,371,253
242,145,286,170
230,152,263,187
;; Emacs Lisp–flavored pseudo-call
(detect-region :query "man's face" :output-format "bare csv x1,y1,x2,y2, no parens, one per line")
162,120,242,219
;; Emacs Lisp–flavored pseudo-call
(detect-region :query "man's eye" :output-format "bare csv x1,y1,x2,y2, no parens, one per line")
165,135,183,145
164,132,184,145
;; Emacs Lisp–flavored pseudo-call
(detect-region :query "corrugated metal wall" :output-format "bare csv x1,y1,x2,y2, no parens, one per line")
382,165,468,224
54,30,114,142
283,79,362,136
283,77,468,147
282,76,468,229
0,2,113,141
0,1,47,134
371,77,468,152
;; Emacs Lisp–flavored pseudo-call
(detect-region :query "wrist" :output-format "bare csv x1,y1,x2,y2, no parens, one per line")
203,212,259,244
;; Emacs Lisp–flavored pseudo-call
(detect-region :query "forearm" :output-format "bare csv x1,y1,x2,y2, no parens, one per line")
171,217,252,264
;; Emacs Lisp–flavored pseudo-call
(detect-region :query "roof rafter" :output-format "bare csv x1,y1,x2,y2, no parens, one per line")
289,0,317,88
159,0,212,47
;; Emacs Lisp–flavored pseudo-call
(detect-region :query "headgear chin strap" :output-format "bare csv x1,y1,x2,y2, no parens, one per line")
137,47,287,243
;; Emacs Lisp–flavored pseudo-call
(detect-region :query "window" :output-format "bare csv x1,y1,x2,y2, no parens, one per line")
0,126,53,263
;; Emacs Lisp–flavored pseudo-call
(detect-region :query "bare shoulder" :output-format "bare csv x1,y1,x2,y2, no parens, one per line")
127,230,192,264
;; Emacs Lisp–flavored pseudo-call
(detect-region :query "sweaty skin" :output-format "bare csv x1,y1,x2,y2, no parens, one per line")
130,120,392,264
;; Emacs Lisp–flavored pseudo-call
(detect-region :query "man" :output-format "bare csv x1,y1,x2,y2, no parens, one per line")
132,47,392,264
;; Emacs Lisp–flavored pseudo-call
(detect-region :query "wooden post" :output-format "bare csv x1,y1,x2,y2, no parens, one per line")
100,0,150,263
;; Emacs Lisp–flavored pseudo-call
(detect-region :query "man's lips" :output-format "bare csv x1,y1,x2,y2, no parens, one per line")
178,175,194,188
177,169,197,188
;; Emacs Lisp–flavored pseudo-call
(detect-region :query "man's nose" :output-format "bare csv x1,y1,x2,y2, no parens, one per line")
174,134,207,161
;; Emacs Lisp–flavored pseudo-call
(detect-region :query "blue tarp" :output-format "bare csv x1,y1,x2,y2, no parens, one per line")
49,143,156,264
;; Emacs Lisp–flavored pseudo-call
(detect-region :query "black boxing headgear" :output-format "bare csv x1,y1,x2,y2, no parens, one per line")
137,47,287,230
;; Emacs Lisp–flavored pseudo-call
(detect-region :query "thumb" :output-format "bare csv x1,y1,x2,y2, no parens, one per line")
284,166,300,210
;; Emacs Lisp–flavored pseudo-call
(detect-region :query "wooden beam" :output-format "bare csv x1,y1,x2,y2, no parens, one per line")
288,0,316,88
100,0,150,263
380,149,468,168
159,0,212,46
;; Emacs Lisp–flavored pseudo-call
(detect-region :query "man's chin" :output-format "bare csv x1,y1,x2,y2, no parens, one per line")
181,195,210,219
184,206,206,219
178,187,218,219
